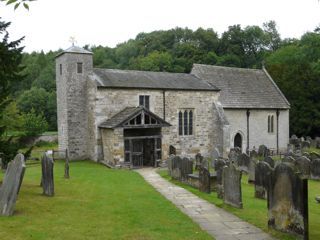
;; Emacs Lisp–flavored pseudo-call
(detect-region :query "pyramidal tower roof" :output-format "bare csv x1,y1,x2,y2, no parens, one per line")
56,45,92,58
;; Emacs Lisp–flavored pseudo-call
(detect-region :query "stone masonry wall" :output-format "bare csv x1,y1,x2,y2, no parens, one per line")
87,87,220,162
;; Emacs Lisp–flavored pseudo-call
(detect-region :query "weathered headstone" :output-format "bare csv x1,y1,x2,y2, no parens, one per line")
167,155,174,176
295,156,311,179
201,158,209,169
249,150,258,160
212,148,220,160
268,163,308,239
0,153,26,216
248,159,256,183
199,166,210,193
301,140,311,150
171,156,182,180
223,164,243,208
255,161,273,199
214,159,227,198
282,156,296,165
181,157,193,181
258,145,270,157
264,156,275,168
41,153,54,196
315,137,320,149
238,153,250,173
228,148,240,164
310,158,320,180
195,153,203,171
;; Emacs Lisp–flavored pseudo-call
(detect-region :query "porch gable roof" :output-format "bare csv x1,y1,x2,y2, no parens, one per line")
99,106,171,129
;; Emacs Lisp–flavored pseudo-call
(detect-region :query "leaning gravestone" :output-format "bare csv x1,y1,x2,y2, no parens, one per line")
214,159,227,198
295,156,311,179
223,164,243,208
310,158,320,180
268,163,308,240
41,153,54,196
255,161,273,199
195,153,203,171
0,153,26,216
199,166,210,193
264,156,275,168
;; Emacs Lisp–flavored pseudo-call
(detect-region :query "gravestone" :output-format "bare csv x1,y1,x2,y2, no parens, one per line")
255,161,273,199
199,166,211,193
287,144,294,154
214,159,227,198
268,163,308,239
195,153,203,171
167,155,174,176
212,148,220,160
249,150,258,160
223,164,243,208
315,137,320,149
301,140,310,150
309,152,320,161
228,148,240,164
41,153,54,196
310,158,320,180
201,158,209,169
171,156,182,180
0,153,26,216
295,156,311,179
290,135,300,149
64,149,70,179
282,156,296,165
238,153,250,173
258,145,270,157
181,157,193,181
264,156,275,168
248,159,256,183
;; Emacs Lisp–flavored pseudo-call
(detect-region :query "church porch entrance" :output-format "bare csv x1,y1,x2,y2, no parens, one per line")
124,128,162,168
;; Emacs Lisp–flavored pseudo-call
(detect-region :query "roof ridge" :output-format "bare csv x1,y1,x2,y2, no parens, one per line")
193,63,262,72
93,67,191,76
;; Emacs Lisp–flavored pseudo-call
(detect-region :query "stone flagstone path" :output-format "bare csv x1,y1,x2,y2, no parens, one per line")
136,168,274,240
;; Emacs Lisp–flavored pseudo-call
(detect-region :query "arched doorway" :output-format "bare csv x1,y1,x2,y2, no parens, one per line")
234,133,242,150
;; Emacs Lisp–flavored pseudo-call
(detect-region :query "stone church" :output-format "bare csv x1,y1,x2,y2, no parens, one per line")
55,46,290,167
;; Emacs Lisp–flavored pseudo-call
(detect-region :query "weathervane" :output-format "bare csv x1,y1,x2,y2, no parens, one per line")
69,36,77,46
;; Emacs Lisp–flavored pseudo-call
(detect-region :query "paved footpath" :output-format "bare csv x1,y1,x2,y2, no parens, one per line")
136,168,274,240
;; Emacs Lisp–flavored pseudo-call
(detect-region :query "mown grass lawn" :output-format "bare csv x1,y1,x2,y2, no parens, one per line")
159,170,320,240
0,161,212,240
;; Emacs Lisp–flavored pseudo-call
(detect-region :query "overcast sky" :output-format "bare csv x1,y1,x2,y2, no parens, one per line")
1,0,320,52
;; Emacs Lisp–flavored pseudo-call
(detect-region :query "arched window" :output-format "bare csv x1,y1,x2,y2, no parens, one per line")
178,109,194,136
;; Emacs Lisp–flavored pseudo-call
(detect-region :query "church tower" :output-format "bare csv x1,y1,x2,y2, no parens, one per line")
55,46,93,160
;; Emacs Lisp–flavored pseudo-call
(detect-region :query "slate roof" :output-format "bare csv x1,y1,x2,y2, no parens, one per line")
56,45,93,58
99,106,171,129
90,68,219,91
191,64,290,109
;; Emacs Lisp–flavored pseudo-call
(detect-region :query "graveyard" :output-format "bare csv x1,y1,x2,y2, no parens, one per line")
0,157,212,240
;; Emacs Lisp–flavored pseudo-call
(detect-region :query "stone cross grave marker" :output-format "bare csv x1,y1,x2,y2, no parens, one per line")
0,153,26,216
214,159,227,199
255,161,273,199
41,153,54,196
268,163,308,240
223,164,243,208
199,165,211,193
